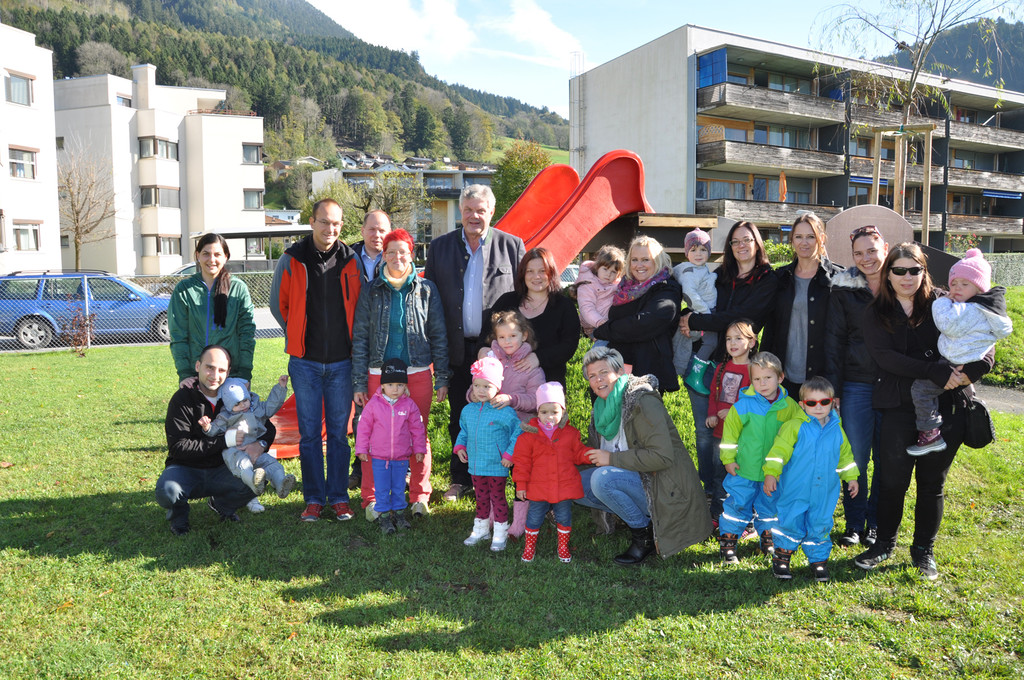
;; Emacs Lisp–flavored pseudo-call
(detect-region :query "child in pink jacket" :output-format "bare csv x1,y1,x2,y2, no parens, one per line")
485,310,547,424
576,245,627,340
355,358,428,534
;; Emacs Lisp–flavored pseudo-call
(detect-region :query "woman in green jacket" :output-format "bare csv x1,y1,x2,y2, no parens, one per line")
579,346,713,565
169,234,256,384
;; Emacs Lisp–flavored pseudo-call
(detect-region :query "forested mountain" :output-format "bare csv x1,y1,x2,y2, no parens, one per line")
883,19,1024,93
1,0,568,162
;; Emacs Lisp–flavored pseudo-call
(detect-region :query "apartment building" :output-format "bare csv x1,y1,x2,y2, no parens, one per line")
54,64,265,274
0,22,60,273
570,25,1024,252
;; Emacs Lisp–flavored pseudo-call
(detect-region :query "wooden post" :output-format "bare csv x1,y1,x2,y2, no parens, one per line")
921,128,933,247
871,129,883,205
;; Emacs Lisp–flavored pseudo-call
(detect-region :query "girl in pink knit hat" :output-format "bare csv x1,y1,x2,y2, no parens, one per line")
908,248,1012,455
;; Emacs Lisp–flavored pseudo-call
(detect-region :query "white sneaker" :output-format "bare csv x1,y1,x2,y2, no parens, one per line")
464,517,491,546
491,521,510,552
252,468,267,495
276,474,296,499
246,497,265,513
411,501,430,517
365,502,380,522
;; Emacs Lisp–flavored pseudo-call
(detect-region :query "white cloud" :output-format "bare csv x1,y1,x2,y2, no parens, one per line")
481,0,585,70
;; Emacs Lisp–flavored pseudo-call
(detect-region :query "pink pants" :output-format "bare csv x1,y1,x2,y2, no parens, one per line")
472,474,509,522
359,369,434,507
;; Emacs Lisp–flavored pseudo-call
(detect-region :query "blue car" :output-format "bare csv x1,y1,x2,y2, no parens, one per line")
0,272,171,349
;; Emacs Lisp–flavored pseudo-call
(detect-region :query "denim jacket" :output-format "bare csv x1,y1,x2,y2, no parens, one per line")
352,266,450,393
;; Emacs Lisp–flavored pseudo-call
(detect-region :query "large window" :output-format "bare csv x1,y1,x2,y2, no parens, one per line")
159,237,180,255
243,189,263,210
849,184,893,207
951,149,995,171
9,148,36,179
141,186,180,208
695,179,746,200
5,73,32,105
754,125,810,149
13,222,39,251
139,138,178,160
242,144,262,164
425,176,453,189
754,70,811,95
698,48,727,88
246,238,264,255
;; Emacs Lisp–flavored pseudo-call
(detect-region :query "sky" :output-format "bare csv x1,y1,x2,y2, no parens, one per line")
307,0,893,117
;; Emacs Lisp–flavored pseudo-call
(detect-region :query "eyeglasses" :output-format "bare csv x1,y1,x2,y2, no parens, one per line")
316,219,342,228
730,237,755,246
890,266,924,276
802,398,833,407
850,225,881,241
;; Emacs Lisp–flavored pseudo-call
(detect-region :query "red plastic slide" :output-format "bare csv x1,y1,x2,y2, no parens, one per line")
496,149,653,272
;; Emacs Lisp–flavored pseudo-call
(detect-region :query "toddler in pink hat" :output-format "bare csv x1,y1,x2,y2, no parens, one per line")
908,248,1012,455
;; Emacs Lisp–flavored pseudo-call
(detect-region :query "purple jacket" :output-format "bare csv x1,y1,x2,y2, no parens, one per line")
488,341,546,423
354,388,428,461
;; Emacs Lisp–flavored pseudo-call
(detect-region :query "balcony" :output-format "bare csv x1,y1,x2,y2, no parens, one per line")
948,120,1024,153
946,166,1024,193
849,157,944,186
905,211,1023,235
698,140,844,177
695,198,842,225
697,83,844,126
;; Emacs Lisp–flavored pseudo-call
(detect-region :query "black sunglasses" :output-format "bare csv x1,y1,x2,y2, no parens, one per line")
890,266,924,276
802,398,833,407
850,225,881,240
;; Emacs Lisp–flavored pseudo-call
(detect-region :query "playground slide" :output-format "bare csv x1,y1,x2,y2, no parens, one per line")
497,149,654,272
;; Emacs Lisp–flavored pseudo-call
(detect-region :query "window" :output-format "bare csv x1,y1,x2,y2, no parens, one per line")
5,73,32,105
243,189,263,210
139,138,178,160
9,148,36,179
246,238,264,255
726,71,749,85
43,278,84,301
56,137,64,150
754,125,809,149
0,278,40,300
723,127,748,142
141,187,180,208
695,179,746,200
61,235,70,248
159,237,180,255
951,149,995,171
755,71,811,94
955,108,978,124
850,136,870,157
849,184,892,207
116,95,132,107
242,144,262,164
89,278,133,302
425,176,453,189
950,193,983,215
698,48,727,88
13,223,39,251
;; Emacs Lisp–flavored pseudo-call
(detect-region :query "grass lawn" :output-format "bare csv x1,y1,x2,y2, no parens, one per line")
1,339,1022,678
487,136,571,167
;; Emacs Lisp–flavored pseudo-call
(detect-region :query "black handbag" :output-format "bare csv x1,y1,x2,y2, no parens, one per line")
960,393,995,449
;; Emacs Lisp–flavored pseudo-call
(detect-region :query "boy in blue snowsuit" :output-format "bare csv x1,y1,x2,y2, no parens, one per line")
763,376,859,582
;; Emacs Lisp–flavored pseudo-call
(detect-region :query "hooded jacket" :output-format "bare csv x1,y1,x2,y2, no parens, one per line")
932,286,1012,365
823,268,877,393
354,387,428,461
169,274,256,382
512,417,592,503
454,399,522,478
487,340,546,422
720,385,803,483
576,260,620,333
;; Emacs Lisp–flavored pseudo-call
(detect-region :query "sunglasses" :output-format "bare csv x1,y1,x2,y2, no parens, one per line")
802,398,833,407
890,266,924,276
850,225,881,240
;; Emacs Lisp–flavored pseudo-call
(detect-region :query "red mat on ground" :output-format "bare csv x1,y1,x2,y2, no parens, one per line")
268,394,353,459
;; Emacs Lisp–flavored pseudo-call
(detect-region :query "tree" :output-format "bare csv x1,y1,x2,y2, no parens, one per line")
821,0,1021,224
349,170,429,225
57,137,117,271
491,140,552,220
299,178,363,244
75,41,131,78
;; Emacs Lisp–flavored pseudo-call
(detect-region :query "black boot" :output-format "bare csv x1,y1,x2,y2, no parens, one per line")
614,523,654,566
772,547,794,579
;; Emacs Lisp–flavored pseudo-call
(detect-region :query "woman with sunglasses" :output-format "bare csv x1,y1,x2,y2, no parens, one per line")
823,225,888,548
855,243,993,580
679,220,779,525
760,212,842,397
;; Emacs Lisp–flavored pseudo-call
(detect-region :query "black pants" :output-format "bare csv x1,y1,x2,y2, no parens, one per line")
874,399,964,551
446,338,478,488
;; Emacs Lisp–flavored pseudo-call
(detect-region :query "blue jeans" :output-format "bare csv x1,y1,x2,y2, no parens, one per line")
575,466,650,529
155,464,255,531
371,458,409,513
840,381,881,533
288,356,353,506
687,386,725,518
525,499,574,530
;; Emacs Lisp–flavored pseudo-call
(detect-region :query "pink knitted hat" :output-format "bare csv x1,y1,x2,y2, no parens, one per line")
470,356,504,389
949,248,991,293
684,228,711,251
535,381,565,409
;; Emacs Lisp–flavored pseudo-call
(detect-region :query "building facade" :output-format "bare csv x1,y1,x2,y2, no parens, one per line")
54,64,265,275
570,25,1024,251
0,22,60,273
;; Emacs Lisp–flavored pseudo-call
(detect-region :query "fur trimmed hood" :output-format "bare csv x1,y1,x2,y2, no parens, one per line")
831,267,871,291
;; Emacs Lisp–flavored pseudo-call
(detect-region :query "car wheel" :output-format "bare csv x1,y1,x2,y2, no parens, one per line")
15,316,54,349
153,312,170,342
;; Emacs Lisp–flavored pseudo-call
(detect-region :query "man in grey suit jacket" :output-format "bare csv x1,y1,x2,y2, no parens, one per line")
424,184,525,501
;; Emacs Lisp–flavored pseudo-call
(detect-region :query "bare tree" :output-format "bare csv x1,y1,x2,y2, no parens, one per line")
57,137,116,270
820,1,1021,216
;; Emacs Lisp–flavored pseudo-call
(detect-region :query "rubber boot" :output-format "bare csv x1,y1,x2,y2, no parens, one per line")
522,528,539,562
772,547,794,579
719,532,739,564
490,521,510,551
509,500,529,538
614,523,654,566
684,357,714,395
556,524,572,563
464,517,491,546
759,529,775,555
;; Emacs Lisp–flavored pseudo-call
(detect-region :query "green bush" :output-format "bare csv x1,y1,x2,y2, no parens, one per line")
763,240,793,264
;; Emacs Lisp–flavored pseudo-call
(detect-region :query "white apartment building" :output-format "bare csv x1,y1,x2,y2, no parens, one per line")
0,22,60,273
54,64,265,274
572,25,1024,252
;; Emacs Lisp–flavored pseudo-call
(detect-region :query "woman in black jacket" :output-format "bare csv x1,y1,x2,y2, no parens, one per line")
679,220,779,523
824,225,888,548
855,242,993,581
761,212,842,396
593,235,681,392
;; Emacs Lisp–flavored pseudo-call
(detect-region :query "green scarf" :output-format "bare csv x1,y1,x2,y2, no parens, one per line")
593,375,629,440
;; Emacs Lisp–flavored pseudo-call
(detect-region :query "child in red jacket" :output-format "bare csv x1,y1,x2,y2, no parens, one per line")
512,382,595,563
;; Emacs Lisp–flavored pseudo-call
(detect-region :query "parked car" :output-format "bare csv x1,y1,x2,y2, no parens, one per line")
0,272,171,349
559,264,580,289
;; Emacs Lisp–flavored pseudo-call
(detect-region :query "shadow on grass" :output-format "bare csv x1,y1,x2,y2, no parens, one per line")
0,490,845,651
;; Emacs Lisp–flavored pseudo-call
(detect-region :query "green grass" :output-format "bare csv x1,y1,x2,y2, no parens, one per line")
487,136,571,167
1,339,1023,678
989,286,1024,387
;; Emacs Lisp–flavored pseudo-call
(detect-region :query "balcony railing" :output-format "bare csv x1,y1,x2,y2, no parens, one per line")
697,83,844,126
698,140,844,176
695,198,842,225
905,211,1023,235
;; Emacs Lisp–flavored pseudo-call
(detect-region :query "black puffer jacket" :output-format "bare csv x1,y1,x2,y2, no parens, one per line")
823,268,877,393
761,257,842,382
687,264,779,361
